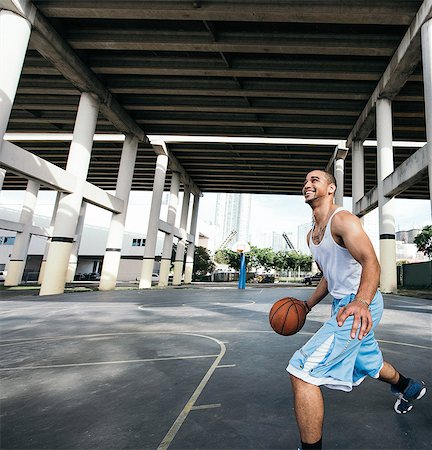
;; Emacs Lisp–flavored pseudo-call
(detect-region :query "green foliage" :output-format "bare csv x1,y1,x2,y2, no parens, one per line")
214,248,241,270
274,250,312,272
214,246,312,272
248,246,274,270
414,225,432,258
193,246,216,275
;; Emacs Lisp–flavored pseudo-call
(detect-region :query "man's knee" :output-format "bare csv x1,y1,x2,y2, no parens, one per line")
290,374,316,393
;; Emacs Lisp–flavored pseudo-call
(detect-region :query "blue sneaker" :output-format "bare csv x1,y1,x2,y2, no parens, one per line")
391,379,426,414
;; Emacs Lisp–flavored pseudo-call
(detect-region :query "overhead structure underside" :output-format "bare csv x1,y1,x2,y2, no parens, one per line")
4,0,429,199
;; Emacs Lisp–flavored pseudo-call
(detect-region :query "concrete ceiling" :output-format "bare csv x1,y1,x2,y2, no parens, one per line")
4,0,429,198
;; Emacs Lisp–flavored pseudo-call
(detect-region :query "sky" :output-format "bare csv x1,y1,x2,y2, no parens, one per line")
0,190,430,250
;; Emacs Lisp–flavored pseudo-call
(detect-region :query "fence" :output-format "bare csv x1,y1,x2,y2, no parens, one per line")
397,261,432,289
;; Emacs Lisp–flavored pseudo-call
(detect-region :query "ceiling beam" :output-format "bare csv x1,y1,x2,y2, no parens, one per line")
347,0,432,146
4,0,146,141
30,1,418,25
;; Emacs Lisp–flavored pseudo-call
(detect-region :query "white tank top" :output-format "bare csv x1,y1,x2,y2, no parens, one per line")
309,207,362,299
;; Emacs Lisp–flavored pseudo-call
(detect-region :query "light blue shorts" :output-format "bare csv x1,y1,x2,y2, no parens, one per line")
287,291,384,392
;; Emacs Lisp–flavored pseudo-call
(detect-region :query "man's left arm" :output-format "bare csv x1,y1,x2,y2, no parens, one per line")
333,212,381,340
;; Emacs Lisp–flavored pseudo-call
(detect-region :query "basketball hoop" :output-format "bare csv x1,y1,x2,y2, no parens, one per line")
231,242,251,253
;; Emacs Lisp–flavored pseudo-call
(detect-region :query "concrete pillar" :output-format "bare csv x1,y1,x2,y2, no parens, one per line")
99,135,139,290
40,93,99,295
4,180,39,286
65,202,87,283
38,191,61,284
376,98,397,293
172,187,191,286
351,141,365,208
184,195,200,284
139,154,168,289
334,158,344,206
158,172,180,287
0,169,6,191
421,18,432,218
0,9,32,147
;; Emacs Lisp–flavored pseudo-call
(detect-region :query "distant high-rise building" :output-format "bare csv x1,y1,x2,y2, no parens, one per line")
272,232,289,252
214,193,251,250
396,229,421,244
297,222,312,254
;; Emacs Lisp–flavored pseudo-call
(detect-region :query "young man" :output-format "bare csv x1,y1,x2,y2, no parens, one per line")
287,170,426,450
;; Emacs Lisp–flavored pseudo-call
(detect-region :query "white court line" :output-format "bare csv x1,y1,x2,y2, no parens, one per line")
0,354,219,371
157,333,226,450
190,403,221,410
0,330,430,351
138,300,256,312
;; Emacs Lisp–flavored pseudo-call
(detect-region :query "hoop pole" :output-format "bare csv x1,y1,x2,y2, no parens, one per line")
238,252,246,289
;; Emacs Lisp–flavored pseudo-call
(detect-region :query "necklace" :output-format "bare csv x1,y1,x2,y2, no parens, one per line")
312,209,334,245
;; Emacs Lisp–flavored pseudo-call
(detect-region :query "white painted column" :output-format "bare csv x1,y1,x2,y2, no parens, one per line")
376,98,397,293
0,9,32,147
421,18,432,217
172,187,191,286
139,154,168,288
65,202,87,283
4,180,39,286
334,158,344,206
0,169,6,191
40,93,99,295
184,195,200,284
99,135,139,290
351,140,365,210
38,191,61,284
158,172,180,287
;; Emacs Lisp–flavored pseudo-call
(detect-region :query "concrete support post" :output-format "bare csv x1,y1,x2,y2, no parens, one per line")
184,195,200,284
99,135,139,290
40,93,99,295
0,169,6,191
38,191,61,284
139,154,168,289
351,140,365,224
158,172,180,287
4,180,39,286
351,141,365,208
376,98,397,293
172,188,191,286
334,158,344,206
421,18,432,217
65,202,87,283
0,9,32,147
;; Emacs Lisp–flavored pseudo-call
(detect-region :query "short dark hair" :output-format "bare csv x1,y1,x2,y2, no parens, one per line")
322,170,337,189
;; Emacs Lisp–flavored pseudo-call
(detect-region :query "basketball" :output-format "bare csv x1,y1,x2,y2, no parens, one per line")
269,297,308,336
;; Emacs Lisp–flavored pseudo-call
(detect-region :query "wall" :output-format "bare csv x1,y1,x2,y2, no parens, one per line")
398,261,432,288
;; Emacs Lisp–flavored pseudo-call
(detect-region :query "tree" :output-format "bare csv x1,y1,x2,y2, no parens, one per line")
193,246,215,276
414,225,432,258
214,248,241,270
248,246,275,271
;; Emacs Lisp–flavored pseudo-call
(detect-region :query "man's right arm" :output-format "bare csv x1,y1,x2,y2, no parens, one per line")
306,276,329,312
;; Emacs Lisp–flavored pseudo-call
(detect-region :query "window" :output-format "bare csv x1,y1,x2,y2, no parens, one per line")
132,238,142,247
0,236,15,245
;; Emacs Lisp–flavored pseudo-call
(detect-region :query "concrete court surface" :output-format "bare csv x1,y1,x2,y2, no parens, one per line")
0,286,431,450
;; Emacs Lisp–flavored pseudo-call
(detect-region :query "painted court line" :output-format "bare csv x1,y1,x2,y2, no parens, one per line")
190,403,221,411
157,334,226,450
217,364,236,369
0,354,219,371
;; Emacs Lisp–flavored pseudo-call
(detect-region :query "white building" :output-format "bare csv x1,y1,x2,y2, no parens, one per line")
214,193,251,250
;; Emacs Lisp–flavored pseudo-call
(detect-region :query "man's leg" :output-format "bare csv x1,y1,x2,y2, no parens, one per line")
290,374,323,447
378,360,426,414
378,360,399,384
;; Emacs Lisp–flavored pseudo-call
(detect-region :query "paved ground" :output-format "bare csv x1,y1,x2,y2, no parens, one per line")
0,286,431,450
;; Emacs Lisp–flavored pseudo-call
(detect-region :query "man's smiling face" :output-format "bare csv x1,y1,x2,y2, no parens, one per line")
302,170,335,204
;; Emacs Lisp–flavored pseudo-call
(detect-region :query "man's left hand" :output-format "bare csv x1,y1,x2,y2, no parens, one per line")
336,299,372,340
